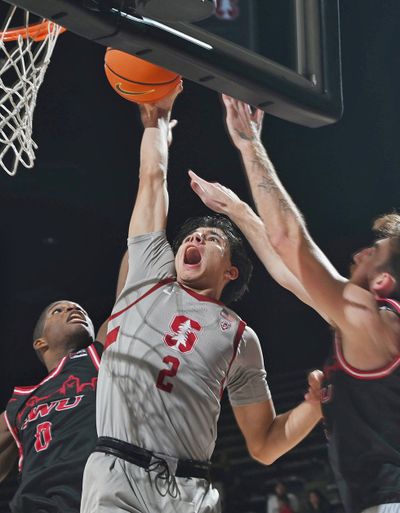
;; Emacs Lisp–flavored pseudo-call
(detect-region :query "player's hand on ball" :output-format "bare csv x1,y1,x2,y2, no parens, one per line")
154,81,183,111
139,82,183,128
188,170,241,215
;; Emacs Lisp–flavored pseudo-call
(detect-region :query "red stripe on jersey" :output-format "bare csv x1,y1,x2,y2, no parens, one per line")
105,326,120,350
4,411,23,471
13,356,68,395
219,320,246,398
87,344,101,370
108,278,175,322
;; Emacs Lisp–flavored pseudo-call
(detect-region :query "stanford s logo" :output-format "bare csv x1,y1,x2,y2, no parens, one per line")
164,315,201,354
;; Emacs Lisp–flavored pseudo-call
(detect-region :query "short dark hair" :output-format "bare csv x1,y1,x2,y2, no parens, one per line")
172,214,253,304
373,212,400,298
32,301,60,364
33,302,58,343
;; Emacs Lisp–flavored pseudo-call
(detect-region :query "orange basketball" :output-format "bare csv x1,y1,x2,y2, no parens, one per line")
104,48,181,104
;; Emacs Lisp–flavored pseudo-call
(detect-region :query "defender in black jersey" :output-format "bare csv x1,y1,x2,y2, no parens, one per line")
189,95,400,513
0,301,105,513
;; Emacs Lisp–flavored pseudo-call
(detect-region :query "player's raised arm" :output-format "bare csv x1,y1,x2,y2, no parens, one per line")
189,170,328,318
0,412,17,482
128,85,181,237
221,95,400,367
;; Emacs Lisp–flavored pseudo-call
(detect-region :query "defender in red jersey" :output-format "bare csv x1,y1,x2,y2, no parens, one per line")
0,301,105,513
189,95,400,513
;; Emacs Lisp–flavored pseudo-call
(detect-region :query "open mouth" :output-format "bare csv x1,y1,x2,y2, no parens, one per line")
184,246,202,266
67,313,87,325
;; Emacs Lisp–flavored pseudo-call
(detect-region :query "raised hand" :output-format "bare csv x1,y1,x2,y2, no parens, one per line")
139,81,183,129
188,170,242,215
222,94,264,151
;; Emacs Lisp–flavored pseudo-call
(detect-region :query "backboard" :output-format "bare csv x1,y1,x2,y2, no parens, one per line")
3,0,342,127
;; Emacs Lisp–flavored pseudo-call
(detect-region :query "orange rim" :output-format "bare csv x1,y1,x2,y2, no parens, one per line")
0,20,66,42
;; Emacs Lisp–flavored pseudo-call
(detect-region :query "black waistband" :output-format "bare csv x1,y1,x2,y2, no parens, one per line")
95,436,211,480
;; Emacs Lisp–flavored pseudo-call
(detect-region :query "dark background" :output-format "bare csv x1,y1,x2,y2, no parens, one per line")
1,0,400,409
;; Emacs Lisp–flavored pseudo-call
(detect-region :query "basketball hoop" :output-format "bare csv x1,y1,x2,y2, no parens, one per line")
0,6,65,176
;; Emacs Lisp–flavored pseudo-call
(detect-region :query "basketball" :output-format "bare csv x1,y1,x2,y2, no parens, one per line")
104,48,182,104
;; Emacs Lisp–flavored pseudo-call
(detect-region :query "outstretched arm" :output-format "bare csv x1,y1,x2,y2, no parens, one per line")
221,95,399,367
129,86,181,237
96,88,181,344
233,370,323,465
189,170,328,317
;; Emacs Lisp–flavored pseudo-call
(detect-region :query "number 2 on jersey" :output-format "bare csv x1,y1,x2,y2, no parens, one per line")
156,356,180,393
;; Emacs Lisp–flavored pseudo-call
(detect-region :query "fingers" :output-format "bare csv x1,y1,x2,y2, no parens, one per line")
304,369,324,404
154,80,183,110
308,369,324,388
190,179,205,196
188,169,205,185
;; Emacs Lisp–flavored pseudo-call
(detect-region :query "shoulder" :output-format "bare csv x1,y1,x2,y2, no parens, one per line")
241,325,261,345
127,231,169,249
236,325,265,364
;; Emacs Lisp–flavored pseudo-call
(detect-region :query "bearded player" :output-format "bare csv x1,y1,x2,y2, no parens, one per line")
189,95,400,513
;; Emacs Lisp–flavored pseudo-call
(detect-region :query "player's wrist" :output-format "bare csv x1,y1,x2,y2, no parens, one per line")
238,138,261,157
226,199,248,223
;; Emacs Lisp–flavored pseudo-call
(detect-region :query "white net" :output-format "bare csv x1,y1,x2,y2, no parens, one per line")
0,7,63,176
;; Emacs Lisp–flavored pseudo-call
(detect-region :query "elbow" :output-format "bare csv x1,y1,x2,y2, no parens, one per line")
247,443,277,466
268,227,303,262
268,231,292,258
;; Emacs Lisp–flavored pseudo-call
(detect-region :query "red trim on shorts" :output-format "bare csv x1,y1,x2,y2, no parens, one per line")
108,278,175,322
4,411,23,471
219,320,246,398
13,356,68,395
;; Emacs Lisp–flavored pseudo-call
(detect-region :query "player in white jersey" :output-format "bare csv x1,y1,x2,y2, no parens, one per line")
81,87,323,513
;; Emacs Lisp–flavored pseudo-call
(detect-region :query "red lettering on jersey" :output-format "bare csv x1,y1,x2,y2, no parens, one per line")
17,394,52,425
164,315,201,354
26,402,57,424
55,395,83,411
34,421,52,452
20,395,84,430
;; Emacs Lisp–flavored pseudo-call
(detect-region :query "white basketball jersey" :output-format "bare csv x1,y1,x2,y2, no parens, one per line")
97,232,270,461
